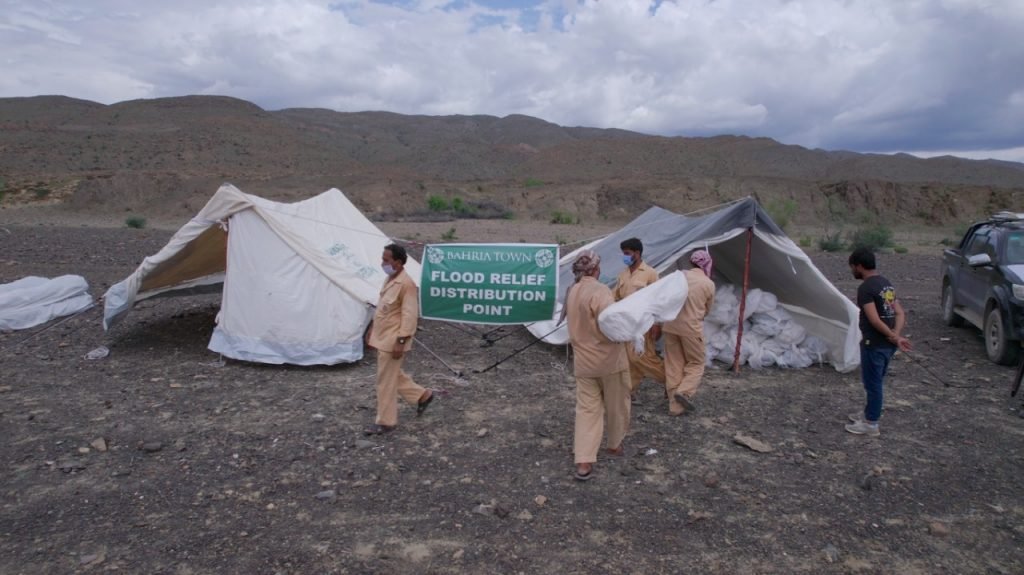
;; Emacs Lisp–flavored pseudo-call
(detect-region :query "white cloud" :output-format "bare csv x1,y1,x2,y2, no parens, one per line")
0,0,1022,162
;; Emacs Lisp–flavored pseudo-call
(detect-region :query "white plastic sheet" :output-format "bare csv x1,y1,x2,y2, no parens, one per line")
598,271,688,352
0,275,93,331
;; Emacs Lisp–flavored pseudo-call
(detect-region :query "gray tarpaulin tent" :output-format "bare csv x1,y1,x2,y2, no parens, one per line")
526,197,860,372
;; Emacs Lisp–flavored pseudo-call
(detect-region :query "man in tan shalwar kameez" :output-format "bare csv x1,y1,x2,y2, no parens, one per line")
613,237,667,401
662,250,716,416
364,243,434,435
565,250,631,481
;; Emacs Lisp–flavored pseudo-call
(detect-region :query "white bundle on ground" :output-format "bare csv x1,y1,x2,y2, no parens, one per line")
703,285,828,369
598,271,688,352
0,275,94,331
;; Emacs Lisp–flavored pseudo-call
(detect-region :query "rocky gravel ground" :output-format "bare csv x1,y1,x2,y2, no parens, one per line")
1,219,1023,574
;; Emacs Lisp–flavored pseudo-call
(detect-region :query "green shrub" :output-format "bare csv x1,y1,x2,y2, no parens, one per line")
550,211,576,225
125,216,147,229
799,235,812,248
819,232,846,252
33,187,50,199
441,227,457,241
451,197,473,215
427,195,449,212
524,178,544,188
766,198,797,231
848,224,894,251
894,246,909,254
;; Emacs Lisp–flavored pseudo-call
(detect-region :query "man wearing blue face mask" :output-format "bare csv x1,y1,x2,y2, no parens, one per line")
612,238,666,402
364,243,434,435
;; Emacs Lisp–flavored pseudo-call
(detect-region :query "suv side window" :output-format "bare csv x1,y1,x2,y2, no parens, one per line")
965,227,995,258
1006,232,1024,264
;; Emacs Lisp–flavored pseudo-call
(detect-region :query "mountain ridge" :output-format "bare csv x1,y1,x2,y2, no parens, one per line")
1,94,1022,225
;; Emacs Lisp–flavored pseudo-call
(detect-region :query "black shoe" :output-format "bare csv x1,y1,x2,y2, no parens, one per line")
672,393,696,413
416,391,435,417
363,424,395,436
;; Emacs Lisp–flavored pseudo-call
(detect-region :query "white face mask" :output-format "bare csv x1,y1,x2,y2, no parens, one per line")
382,263,395,276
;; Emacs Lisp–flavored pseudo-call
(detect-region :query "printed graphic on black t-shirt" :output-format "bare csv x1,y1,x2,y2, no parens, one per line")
857,275,896,347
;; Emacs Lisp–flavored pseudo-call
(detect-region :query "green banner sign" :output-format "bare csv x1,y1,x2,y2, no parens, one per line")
420,243,559,324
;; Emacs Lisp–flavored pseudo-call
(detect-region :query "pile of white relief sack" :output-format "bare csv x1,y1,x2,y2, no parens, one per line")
704,284,830,369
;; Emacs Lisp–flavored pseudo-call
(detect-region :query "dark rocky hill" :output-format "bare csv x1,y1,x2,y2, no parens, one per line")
1,94,1022,225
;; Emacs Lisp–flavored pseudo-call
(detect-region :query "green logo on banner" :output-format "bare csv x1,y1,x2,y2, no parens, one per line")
420,244,559,324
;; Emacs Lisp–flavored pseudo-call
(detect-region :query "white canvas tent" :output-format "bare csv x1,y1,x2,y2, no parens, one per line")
103,184,420,365
527,197,861,372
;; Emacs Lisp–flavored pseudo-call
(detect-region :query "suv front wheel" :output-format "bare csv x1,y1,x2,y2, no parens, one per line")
984,306,1020,365
942,282,965,327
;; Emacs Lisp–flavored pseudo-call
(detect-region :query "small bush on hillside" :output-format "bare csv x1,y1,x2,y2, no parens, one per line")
441,227,458,241
451,197,473,215
550,211,576,225
799,235,812,248
524,178,544,188
125,216,147,229
848,224,894,251
819,232,846,252
427,195,449,212
766,198,798,231
894,246,909,254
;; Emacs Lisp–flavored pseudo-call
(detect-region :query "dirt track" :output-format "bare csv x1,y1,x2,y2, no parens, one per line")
2,220,1023,574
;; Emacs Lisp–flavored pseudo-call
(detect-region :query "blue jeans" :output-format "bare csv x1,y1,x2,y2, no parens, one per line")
860,344,895,422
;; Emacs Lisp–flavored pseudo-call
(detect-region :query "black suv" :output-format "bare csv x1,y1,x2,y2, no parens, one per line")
941,212,1024,365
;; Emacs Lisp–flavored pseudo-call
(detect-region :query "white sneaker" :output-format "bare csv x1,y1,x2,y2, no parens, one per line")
848,412,863,423
845,420,880,436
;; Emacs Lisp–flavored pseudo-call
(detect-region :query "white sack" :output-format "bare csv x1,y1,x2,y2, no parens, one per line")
703,284,832,369
598,271,688,352
0,275,93,331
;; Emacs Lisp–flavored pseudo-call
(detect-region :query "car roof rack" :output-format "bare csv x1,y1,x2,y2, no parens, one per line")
990,211,1024,223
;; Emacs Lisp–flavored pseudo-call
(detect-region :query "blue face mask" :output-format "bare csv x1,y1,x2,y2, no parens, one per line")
382,263,396,276
622,255,634,266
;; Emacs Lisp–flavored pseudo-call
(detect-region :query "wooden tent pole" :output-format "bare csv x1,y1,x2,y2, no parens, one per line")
732,227,754,372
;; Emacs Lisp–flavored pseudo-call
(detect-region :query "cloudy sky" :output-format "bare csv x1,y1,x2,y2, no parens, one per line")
3,0,1023,162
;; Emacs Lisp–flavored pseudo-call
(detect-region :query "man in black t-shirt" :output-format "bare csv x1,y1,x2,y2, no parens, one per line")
846,248,912,436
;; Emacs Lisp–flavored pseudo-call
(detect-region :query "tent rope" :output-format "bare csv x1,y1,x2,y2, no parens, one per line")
474,322,564,373
0,303,99,351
